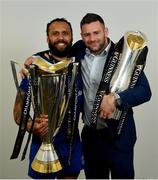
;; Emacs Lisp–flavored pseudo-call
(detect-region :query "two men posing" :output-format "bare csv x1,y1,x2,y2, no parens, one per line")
13,13,151,179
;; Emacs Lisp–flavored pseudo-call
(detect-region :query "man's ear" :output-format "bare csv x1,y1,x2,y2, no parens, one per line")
80,32,84,40
105,27,109,37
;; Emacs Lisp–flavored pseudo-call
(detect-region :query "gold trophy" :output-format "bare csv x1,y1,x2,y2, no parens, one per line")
29,56,78,173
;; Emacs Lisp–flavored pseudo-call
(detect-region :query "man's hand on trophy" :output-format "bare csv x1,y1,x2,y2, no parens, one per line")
27,114,48,139
99,94,116,119
19,57,36,78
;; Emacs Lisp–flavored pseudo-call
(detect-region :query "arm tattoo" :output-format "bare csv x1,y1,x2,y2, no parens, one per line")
13,89,25,125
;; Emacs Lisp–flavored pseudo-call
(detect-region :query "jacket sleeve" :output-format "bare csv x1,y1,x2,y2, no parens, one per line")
118,71,152,108
71,40,86,58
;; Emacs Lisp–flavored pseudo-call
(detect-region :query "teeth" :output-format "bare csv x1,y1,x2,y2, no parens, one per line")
57,43,65,46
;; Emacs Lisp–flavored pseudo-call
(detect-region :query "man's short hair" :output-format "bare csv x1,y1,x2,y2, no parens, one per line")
80,13,105,28
46,18,73,36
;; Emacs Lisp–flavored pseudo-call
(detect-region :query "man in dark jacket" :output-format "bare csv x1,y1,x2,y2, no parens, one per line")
72,13,152,179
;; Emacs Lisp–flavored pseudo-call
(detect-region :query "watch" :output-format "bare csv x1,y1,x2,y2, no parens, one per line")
111,92,122,108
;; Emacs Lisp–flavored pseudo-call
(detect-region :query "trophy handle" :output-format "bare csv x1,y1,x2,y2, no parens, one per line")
10,61,20,90
10,61,33,160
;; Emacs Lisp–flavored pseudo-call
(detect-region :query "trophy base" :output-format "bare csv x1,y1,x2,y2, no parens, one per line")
31,143,62,173
32,158,62,173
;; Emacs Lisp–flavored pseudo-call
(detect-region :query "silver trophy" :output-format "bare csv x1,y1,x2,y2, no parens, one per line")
29,57,78,173
109,31,147,120
92,31,148,133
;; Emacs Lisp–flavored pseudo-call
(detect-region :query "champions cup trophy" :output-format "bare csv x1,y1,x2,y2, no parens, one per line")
92,30,148,134
29,57,78,173
10,56,78,174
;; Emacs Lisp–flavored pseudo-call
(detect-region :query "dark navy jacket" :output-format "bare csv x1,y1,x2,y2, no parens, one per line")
72,40,152,152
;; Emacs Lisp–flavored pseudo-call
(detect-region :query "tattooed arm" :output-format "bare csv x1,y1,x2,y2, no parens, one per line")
13,88,48,138
13,89,33,133
13,89,25,125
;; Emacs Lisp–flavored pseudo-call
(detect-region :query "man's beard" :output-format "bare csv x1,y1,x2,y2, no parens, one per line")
48,41,72,57
87,40,107,55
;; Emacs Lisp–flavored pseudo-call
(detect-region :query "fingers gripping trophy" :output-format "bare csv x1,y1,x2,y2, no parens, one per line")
11,56,78,173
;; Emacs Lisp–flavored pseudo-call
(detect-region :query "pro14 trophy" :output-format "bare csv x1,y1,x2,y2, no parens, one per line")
91,31,148,134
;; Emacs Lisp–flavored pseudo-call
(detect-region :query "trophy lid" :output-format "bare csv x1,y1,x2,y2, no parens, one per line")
125,31,147,50
32,56,72,74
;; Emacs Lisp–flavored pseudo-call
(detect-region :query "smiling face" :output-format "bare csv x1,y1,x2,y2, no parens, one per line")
47,21,73,57
81,21,108,55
